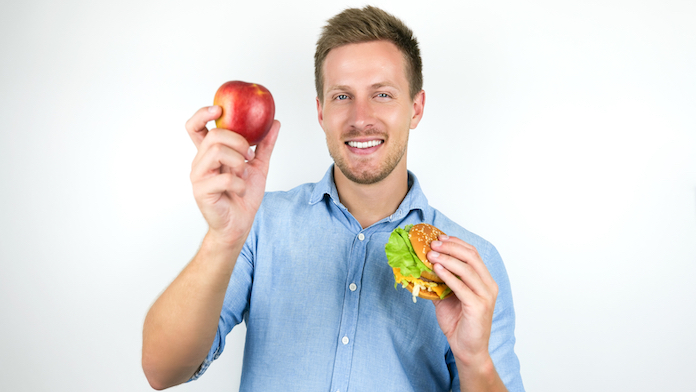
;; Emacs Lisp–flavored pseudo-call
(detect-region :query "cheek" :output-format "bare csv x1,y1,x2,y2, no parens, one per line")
323,106,348,128
379,104,412,130
321,109,341,139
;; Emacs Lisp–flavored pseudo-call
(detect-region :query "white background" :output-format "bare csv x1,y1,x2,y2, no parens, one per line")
1,0,695,391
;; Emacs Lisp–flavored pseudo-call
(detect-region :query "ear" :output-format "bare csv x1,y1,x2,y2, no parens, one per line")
316,97,324,128
409,90,425,129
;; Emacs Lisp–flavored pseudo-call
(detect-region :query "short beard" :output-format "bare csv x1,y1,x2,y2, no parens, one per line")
328,133,409,185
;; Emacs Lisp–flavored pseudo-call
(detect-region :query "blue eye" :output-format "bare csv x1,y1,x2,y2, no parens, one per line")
377,93,389,98
336,94,348,100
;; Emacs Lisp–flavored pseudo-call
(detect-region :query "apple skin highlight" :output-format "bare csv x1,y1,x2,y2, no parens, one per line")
213,81,275,145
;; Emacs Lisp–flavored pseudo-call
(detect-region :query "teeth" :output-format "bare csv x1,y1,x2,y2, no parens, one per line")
347,140,383,148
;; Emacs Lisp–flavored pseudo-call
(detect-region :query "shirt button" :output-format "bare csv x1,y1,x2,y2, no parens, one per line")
358,233,365,241
342,336,349,345
349,283,357,291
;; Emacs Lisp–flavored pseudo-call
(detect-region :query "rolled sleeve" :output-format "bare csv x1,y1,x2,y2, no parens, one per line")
484,243,524,391
188,331,223,381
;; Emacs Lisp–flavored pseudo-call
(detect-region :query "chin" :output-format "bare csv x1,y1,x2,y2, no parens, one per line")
335,161,394,185
332,152,406,186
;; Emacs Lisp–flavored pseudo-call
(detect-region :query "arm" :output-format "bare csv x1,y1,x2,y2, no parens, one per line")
430,236,508,392
141,106,280,390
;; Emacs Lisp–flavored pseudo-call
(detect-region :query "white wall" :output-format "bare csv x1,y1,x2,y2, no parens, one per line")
1,0,694,391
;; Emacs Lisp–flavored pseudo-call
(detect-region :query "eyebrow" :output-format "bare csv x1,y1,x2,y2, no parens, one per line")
325,85,351,93
326,82,399,92
370,82,398,90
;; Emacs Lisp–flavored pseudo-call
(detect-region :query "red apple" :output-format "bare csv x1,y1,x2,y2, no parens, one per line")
213,80,275,145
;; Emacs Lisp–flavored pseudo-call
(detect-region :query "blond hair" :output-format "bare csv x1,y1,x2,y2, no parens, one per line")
314,6,423,102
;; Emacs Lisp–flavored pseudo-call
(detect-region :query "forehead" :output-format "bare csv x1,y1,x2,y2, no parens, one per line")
322,41,408,90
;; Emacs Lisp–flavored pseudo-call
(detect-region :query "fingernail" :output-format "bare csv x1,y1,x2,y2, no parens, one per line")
248,147,255,160
430,250,440,258
431,240,442,248
208,105,216,112
439,234,449,240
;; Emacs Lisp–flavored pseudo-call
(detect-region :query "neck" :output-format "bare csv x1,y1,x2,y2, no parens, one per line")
333,164,409,229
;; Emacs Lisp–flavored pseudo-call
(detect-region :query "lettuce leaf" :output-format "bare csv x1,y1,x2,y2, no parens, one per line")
385,224,432,284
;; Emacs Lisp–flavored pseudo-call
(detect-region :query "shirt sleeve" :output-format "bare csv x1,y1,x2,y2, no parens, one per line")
484,243,525,391
188,237,255,381
446,348,460,392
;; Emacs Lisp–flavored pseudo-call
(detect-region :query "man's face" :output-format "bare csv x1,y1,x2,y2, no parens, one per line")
317,40,424,185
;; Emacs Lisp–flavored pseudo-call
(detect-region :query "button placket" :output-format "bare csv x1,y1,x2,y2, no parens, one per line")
330,229,369,392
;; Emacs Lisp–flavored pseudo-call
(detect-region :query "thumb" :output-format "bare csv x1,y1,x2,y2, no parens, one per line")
251,120,281,170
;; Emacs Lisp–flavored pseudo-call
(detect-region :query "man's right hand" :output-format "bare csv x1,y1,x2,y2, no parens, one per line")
186,105,280,248
142,106,280,390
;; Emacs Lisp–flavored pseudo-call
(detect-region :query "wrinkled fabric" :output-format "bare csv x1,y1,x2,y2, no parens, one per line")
190,166,524,391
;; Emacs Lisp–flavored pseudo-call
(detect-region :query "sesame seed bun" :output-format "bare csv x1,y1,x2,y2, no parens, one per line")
388,223,454,301
409,223,446,283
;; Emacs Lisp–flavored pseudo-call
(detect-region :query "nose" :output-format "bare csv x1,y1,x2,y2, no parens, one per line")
350,96,376,130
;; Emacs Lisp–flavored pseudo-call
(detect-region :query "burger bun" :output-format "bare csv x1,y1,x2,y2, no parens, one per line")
409,223,446,283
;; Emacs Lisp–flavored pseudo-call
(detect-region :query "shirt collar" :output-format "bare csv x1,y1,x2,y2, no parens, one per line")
309,165,428,222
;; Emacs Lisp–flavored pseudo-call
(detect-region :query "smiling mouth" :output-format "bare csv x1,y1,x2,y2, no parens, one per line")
346,140,384,149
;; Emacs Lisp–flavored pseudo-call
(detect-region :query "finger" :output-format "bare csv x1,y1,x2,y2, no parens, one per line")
437,234,477,252
191,142,248,181
198,128,254,162
429,250,490,298
186,106,222,149
432,262,478,304
193,127,253,178
431,237,496,289
193,172,247,201
250,120,280,171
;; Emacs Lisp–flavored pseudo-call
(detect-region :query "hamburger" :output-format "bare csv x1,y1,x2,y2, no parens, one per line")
385,223,453,302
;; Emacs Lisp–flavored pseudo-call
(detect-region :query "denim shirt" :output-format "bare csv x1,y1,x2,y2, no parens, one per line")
191,166,524,391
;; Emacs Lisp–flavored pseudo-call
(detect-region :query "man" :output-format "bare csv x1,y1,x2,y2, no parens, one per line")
142,6,523,391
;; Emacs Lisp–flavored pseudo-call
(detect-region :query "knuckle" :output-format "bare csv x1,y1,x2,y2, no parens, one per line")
467,245,479,257
221,172,235,188
184,117,194,132
485,285,498,303
230,151,243,166
222,172,242,192
185,115,205,135
462,248,475,260
232,176,247,195
210,143,223,155
204,128,220,143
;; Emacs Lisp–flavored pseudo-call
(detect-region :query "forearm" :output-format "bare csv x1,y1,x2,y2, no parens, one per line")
455,355,507,392
142,231,244,390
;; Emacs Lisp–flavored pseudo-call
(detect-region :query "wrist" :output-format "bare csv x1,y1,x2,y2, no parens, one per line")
196,230,246,270
455,353,502,390
203,228,247,252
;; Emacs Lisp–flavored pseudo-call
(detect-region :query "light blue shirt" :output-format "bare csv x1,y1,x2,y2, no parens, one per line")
191,166,524,391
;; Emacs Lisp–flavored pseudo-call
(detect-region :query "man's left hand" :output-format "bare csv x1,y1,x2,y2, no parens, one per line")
429,236,506,390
